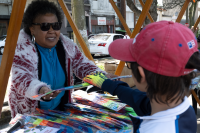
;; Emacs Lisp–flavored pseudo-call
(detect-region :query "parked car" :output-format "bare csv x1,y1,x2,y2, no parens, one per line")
88,33,124,56
0,35,6,55
88,34,96,39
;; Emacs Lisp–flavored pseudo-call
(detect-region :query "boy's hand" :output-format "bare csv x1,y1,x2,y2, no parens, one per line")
83,72,108,88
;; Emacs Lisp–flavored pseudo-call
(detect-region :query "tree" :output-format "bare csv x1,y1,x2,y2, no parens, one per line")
163,0,198,28
126,0,158,25
71,0,89,53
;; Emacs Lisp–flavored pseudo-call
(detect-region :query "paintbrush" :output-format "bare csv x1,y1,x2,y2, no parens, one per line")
32,75,132,98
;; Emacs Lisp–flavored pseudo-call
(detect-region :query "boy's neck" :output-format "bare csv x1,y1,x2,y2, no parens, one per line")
150,98,183,115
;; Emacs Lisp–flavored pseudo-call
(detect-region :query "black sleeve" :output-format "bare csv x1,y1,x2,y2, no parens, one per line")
101,79,151,116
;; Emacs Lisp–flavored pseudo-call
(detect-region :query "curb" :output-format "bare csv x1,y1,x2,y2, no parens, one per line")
0,106,11,125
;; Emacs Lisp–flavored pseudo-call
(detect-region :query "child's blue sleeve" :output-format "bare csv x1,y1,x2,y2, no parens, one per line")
102,79,151,116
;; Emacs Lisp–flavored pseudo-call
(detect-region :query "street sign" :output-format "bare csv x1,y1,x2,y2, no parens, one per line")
98,17,106,25
185,23,189,27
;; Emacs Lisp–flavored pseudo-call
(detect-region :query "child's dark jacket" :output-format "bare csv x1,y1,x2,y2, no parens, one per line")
102,79,197,133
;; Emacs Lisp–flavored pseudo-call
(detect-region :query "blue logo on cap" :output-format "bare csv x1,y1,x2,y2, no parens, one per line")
187,40,195,49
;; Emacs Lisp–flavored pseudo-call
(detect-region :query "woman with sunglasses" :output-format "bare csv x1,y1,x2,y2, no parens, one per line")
7,0,109,118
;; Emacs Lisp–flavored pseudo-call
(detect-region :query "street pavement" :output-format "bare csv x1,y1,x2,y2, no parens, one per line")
0,55,200,132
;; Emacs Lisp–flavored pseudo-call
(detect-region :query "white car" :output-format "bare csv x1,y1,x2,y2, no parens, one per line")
88,33,124,56
0,35,6,55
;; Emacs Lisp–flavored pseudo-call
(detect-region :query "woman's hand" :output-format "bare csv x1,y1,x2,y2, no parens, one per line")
39,87,61,100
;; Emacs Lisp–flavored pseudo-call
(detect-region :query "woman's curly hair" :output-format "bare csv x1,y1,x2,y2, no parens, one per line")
22,0,63,37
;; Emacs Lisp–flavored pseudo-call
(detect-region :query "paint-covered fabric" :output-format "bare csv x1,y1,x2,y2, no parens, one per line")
8,29,104,118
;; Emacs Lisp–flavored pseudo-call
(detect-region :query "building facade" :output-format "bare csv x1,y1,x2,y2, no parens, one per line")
90,0,115,34
64,0,91,39
0,0,91,39
0,0,13,37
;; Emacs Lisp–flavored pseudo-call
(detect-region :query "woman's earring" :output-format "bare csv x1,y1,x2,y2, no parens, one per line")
32,35,35,44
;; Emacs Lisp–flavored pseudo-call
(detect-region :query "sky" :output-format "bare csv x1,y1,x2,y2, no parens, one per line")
157,0,163,6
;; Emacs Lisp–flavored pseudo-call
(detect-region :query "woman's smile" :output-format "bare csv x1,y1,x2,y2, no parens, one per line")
46,37,56,42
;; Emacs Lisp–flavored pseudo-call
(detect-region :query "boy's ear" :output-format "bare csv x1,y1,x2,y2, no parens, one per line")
138,66,146,83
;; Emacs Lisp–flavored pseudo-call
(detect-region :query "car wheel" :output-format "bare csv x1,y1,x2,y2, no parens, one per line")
0,46,4,55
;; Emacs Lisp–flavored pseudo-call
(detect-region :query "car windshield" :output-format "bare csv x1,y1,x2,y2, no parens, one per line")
89,35,110,41
0,36,6,41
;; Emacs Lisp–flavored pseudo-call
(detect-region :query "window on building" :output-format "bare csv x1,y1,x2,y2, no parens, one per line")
0,21,8,37
127,12,133,21
67,32,74,40
116,0,121,9
104,26,107,33
92,25,109,34
110,25,114,33
115,17,120,25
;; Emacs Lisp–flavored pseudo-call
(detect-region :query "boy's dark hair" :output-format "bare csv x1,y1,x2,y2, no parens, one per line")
130,52,200,104
22,0,63,36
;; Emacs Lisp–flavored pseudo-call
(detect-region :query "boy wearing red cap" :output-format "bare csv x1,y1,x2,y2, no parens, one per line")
83,21,198,133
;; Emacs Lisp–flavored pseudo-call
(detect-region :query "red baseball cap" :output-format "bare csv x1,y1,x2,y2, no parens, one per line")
109,21,198,77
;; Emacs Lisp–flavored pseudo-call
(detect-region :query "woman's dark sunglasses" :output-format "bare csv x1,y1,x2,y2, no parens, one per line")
32,22,62,31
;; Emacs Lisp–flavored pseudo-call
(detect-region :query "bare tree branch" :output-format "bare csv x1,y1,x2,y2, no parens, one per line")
163,0,200,9
126,0,141,16
126,0,158,25
163,0,185,9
